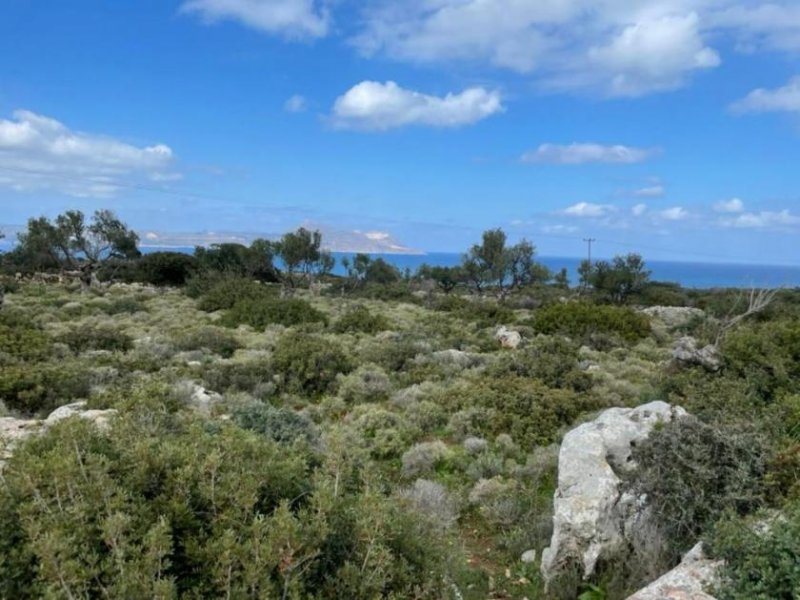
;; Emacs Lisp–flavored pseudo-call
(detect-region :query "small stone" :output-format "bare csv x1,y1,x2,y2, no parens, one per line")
520,550,537,564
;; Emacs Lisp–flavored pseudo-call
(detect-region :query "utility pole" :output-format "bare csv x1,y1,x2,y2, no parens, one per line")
583,238,596,264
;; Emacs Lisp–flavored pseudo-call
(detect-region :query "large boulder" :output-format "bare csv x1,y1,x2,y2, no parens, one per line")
642,306,705,329
541,401,688,583
495,326,521,349
626,543,722,600
672,336,722,371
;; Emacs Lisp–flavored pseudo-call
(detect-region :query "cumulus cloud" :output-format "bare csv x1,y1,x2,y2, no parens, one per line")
632,185,665,198
522,143,657,165
714,197,745,213
721,209,800,229
330,81,503,131
180,0,329,39
561,202,616,217
730,76,800,113
284,94,308,113
0,109,176,198
659,206,689,220
353,0,724,97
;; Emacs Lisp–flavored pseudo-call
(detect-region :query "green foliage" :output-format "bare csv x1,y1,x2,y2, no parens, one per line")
195,276,271,311
57,324,134,353
0,314,51,362
0,363,93,414
272,333,352,396
711,504,800,600
232,402,319,445
462,228,549,295
488,335,593,392
530,302,651,344
722,318,800,400
332,305,389,334
439,376,604,448
627,417,768,561
136,251,198,286
174,326,241,358
455,300,515,327
221,295,327,329
580,253,650,304
193,240,279,283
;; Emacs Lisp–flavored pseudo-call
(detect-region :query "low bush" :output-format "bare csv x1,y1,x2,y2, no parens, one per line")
488,335,593,392
332,305,389,334
57,324,133,354
0,363,93,414
626,417,768,562
529,302,651,344
710,504,800,600
193,275,272,311
221,296,327,329
232,401,319,445
0,315,51,362
174,326,241,358
272,333,352,396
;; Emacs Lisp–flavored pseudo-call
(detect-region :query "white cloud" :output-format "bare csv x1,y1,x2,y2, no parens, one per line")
711,3,800,54
522,143,657,165
633,185,665,198
632,203,648,216
181,0,329,39
730,76,800,113
0,109,176,198
714,197,745,213
353,1,723,97
721,209,800,229
659,206,689,220
541,224,579,234
561,202,616,218
330,81,503,131
284,94,308,113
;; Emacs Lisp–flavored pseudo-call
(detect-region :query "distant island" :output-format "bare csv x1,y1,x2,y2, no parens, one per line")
1,222,425,256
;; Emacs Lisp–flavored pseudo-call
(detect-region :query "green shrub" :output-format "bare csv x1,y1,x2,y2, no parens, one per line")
0,414,452,599
332,305,389,334
174,326,241,358
710,504,800,600
136,251,198,286
722,319,800,401
0,315,51,362
99,296,147,315
57,324,133,353
626,417,768,562
232,402,319,445
530,302,651,344
201,359,274,397
439,377,604,448
221,296,327,329
195,276,271,311
0,363,93,414
488,335,593,392
456,300,515,327
272,333,352,396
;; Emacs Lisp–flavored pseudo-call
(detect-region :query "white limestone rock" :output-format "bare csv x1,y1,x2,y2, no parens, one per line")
495,326,522,349
626,543,722,600
541,401,688,583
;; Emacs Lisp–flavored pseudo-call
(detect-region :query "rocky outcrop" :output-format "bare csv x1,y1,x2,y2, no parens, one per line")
495,326,521,349
672,336,722,371
541,401,688,583
176,381,223,415
642,306,705,329
626,543,722,600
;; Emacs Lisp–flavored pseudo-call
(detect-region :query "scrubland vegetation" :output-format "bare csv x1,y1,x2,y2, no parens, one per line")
1,210,800,598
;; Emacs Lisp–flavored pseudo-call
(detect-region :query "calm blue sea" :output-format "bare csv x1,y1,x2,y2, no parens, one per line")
2,241,798,288
139,247,800,289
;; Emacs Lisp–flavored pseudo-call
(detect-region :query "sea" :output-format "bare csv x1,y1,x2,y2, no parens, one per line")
141,247,800,289
2,241,798,288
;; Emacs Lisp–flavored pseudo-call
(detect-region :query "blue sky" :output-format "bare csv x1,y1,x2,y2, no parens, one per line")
1,0,800,263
